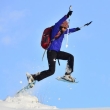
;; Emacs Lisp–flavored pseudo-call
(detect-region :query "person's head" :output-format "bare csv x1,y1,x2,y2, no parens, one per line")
60,21,69,32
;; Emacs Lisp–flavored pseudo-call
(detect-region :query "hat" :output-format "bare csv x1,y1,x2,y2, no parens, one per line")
61,21,69,29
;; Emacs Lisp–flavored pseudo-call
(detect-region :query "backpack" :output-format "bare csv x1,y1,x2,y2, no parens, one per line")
41,26,61,65
41,26,53,49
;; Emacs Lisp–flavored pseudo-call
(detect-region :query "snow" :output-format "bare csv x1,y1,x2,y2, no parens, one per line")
0,93,57,110
0,94,110,110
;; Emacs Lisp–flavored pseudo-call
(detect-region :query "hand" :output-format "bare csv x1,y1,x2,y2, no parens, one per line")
67,11,73,18
75,27,80,31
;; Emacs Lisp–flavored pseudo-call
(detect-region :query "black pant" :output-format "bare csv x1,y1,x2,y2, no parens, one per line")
34,50,74,81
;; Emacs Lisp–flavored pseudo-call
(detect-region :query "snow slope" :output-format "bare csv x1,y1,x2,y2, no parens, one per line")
0,94,110,110
0,93,57,110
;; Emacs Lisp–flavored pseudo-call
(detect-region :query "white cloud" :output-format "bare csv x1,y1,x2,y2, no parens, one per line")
0,8,28,33
1,36,14,45
0,26,3,32
9,10,26,21
0,9,26,22
0,8,29,46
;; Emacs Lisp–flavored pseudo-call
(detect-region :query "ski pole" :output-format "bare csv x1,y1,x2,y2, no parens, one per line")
80,21,92,29
42,49,46,61
69,5,72,11
66,5,72,48
66,19,70,48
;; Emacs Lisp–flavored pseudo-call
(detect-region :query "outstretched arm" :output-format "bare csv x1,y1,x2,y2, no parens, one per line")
64,27,80,34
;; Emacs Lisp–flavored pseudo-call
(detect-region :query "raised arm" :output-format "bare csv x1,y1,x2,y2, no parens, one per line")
54,10,73,28
54,15,68,28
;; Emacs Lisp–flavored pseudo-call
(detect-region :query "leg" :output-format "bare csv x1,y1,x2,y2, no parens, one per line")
57,51,75,82
33,50,57,81
57,51,74,74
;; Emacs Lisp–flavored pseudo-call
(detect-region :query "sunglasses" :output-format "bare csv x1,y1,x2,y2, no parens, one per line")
62,27,67,29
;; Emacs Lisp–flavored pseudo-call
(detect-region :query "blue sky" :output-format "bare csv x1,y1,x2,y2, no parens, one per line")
0,0,110,109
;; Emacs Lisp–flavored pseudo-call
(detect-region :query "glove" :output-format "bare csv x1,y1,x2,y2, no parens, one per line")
67,11,73,18
75,27,80,31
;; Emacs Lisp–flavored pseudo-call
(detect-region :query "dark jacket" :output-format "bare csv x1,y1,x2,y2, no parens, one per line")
48,15,77,51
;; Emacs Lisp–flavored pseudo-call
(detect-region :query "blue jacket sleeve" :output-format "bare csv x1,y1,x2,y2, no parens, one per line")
51,15,68,39
54,15,68,28
64,28,77,34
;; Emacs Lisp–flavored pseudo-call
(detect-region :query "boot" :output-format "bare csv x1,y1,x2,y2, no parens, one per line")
26,73,35,83
62,74,75,82
31,72,40,81
26,72,36,88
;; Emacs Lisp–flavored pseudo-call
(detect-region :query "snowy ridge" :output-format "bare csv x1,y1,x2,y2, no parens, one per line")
0,94,57,110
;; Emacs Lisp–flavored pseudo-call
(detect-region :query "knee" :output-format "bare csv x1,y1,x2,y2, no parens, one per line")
49,68,55,76
69,54,74,61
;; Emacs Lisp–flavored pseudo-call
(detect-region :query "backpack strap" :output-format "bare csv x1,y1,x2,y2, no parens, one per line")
42,49,47,61
58,59,60,66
